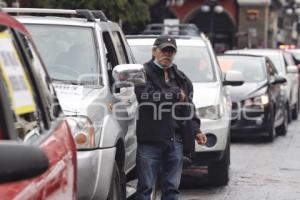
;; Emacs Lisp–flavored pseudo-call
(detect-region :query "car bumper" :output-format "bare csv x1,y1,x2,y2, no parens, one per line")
77,147,116,200
195,117,230,153
230,106,271,135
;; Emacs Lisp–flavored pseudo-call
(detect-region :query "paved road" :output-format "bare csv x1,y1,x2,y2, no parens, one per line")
179,118,300,200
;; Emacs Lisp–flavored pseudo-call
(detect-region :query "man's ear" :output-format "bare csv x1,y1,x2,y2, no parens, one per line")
152,47,158,56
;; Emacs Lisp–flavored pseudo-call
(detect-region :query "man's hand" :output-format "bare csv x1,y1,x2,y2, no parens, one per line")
195,132,207,145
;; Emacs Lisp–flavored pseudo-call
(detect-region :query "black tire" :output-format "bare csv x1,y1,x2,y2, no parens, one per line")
266,115,275,142
287,103,292,123
276,107,288,135
208,143,230,186
292,102,299,120
107,162,121,200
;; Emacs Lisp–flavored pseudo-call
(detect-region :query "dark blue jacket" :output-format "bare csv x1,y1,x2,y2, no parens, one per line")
134,60,201,153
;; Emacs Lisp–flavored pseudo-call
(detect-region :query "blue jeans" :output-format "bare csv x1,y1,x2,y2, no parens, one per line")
135,137,183,200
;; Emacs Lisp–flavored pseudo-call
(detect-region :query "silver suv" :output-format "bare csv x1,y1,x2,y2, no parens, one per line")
4,8,144,199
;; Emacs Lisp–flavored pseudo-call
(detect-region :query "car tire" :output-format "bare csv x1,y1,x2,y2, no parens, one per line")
276,107,288,135
107,162,121,200
266,114,275,142
208,142,230,186
292,102,299,120
287,103,292,123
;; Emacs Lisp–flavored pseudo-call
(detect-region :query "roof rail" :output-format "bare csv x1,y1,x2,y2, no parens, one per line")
200,32,208,40
90,10,108,21
142,23,201,37
1,8,108,22
125,35,194,40
75,9,95,22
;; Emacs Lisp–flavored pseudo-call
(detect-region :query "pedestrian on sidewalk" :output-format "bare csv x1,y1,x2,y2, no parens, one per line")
134,35,207,200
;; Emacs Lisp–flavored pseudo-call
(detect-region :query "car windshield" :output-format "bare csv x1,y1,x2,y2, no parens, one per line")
26,24,98,85
129,44,216,82
218,56,266,82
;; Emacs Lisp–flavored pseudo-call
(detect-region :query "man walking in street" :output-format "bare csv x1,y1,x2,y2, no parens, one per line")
134,35,207,200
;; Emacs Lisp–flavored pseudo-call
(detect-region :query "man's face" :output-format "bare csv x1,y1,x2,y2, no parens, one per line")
153,47,176,67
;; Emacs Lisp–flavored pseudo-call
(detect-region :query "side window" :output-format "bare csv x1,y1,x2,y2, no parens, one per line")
0,74,16,140
102,31,119,86
0,28,46,143
111,31,129,64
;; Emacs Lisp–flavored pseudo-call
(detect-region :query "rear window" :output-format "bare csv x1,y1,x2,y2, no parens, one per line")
218,56,266,82
129,44,216,82
26,24,99,85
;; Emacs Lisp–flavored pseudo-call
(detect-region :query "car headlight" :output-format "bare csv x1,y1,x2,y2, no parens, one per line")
244,94,269,107
67,116,95,150
197,105,223,120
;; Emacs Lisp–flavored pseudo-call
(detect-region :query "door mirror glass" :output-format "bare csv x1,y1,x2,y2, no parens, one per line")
112,64,145,90
0,141,49,183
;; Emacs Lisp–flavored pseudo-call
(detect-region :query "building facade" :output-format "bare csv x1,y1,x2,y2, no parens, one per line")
168,0,285,51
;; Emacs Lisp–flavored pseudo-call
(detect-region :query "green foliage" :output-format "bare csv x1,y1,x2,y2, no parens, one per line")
19,0,158,33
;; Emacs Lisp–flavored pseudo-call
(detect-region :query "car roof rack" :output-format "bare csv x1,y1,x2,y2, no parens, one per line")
126,34,193,40
142,23,201,36
1,8,108,22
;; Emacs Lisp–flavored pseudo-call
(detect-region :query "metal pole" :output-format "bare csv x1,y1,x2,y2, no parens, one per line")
210,6,214,45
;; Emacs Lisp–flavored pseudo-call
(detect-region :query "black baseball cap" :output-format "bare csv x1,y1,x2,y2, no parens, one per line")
153,35,177,51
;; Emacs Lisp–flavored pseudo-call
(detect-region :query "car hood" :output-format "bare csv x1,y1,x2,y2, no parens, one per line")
53,83,105,114
192,82,220,108
228,81,268,102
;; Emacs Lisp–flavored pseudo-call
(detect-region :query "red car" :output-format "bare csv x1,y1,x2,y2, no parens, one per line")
0,12,77,199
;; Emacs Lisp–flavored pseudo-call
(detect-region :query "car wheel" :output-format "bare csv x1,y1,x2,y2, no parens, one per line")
276,107,288,135
287,103,292,123
208,142,230,186
292,102,299,120
107,162,121,200
266,117,275,142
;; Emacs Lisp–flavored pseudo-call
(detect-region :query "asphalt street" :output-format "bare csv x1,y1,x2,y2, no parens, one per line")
178,118,300,200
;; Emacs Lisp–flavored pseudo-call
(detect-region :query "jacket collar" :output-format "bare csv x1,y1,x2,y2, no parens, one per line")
148,60,186,79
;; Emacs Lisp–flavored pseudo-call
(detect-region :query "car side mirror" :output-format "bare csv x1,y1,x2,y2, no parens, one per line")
271,75,287,84
112,64,146,91
223,70,244,86
0,141,49,183
51,97,62,118
287,65,298,73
